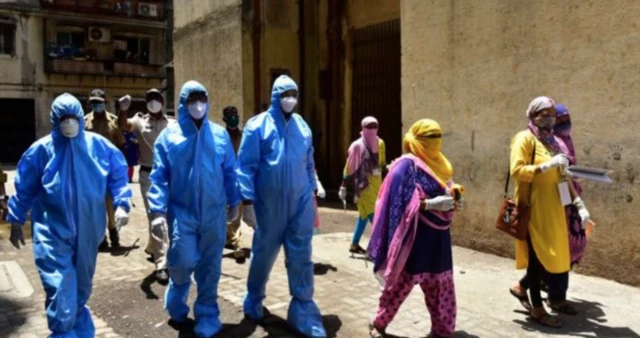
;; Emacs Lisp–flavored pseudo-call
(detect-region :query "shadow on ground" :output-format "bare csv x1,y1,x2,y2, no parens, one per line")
209,310,342,338
512,298,640,337
0,296,29,336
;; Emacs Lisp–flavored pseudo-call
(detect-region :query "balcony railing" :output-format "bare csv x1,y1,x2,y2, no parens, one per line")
41,0,165,21
45,59,164,78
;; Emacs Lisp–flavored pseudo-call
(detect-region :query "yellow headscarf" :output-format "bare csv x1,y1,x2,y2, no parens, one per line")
403,119,453,186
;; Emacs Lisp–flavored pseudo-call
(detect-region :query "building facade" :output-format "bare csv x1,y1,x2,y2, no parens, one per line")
0,0,173,163
173,0,639,285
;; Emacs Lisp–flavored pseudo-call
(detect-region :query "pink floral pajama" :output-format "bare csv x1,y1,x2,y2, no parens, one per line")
373,270,456,337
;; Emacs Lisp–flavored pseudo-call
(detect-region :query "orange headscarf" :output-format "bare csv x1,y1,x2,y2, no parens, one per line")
403,119,453,186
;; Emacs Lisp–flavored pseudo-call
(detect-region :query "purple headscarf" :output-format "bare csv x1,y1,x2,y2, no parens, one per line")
554,103,576,164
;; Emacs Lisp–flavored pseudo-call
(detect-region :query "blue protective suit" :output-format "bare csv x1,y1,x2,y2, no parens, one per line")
147,81,240,338
8,94,131,338
237,75,326,337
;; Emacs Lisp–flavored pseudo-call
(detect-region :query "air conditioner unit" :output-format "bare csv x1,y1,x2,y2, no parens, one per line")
138,3,158,17
88,27,111,43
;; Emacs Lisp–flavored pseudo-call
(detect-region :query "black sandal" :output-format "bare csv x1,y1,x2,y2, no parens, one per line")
349,244,367,254
546,300,578,315
509,287,532,311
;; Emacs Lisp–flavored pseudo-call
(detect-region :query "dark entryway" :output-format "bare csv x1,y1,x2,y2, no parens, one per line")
0,98,36,163
351,19,402,161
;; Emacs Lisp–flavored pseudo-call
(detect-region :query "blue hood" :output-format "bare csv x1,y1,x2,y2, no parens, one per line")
50,93,85,139
178,80,209,125
269,75,298,116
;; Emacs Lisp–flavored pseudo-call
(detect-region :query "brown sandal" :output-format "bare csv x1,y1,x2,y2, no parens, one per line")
531,310,562,328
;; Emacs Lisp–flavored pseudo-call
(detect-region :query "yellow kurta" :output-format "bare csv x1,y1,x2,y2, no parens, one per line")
511,130,570,274
344,139,386,219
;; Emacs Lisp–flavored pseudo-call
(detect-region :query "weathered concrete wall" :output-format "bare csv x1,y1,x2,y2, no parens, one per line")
261,0,299,107
173,0,244,124
402,0,640,285
0,11,48,137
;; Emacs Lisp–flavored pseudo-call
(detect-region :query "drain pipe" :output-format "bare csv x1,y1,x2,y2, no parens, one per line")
252,0,262,115
298,0,305,118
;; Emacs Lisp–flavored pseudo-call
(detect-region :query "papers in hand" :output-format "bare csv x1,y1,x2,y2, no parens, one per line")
567,165,613,183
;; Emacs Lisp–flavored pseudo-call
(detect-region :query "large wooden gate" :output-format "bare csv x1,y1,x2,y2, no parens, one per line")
351,19,401,161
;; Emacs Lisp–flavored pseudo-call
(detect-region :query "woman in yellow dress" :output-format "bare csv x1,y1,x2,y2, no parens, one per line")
338,117,386,254
507,96,589,328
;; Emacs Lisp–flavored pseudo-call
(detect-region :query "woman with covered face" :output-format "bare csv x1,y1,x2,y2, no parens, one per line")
507,97,590,328
367,119,463,338
510,103,592,319
339,117,387,254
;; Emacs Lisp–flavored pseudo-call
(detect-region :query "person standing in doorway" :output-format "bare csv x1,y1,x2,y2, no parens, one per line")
339,117,387,254
118,89,175,284
84,89,126,251
0,163,8,220
222,105,247,263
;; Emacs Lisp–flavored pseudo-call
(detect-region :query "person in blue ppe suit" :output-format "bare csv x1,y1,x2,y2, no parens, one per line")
238,75,327,337
147,81,240,338
7,93,132,338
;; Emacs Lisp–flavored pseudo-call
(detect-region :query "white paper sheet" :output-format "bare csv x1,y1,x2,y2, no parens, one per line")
558,181,572,206
566,165,613,183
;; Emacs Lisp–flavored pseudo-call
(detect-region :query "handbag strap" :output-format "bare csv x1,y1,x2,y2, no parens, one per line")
504,142,536,198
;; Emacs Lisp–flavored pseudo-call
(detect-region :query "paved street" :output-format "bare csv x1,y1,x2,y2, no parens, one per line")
1,171,640,338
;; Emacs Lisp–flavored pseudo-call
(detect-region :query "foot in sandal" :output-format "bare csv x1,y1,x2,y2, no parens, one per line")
510,284,532,311
530,306,563,328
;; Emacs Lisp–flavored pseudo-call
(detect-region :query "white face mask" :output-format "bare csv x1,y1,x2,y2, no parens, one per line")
60,118,80,138
147,100,163,113
188,101,207,120
280,97,298,113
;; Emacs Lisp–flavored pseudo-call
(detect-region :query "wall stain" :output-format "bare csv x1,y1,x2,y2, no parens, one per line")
609,144,623,161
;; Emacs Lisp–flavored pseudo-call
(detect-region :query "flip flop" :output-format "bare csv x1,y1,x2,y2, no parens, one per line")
509,287,532,311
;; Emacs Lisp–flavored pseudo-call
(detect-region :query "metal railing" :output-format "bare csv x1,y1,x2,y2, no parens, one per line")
41,0,165,21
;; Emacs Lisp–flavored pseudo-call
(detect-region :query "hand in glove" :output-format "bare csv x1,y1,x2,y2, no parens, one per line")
455,197,465,212
9,223,25,249
421,196,455,211
573,197,591,229
118,95,132,111
243,205,258,229
338,186,347,201
114,207,129,232
150,215,169,242
539,154,569,173
227,205,240,223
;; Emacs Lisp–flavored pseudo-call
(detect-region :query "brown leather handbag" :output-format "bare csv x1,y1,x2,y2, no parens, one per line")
496,144,536,240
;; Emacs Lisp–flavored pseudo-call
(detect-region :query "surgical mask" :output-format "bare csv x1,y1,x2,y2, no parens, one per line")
147,100,163,113
225,115,240,128
92,103,106,113
60,118,80,138
188,102,207,120
280,97,297,113
535,116,556,130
